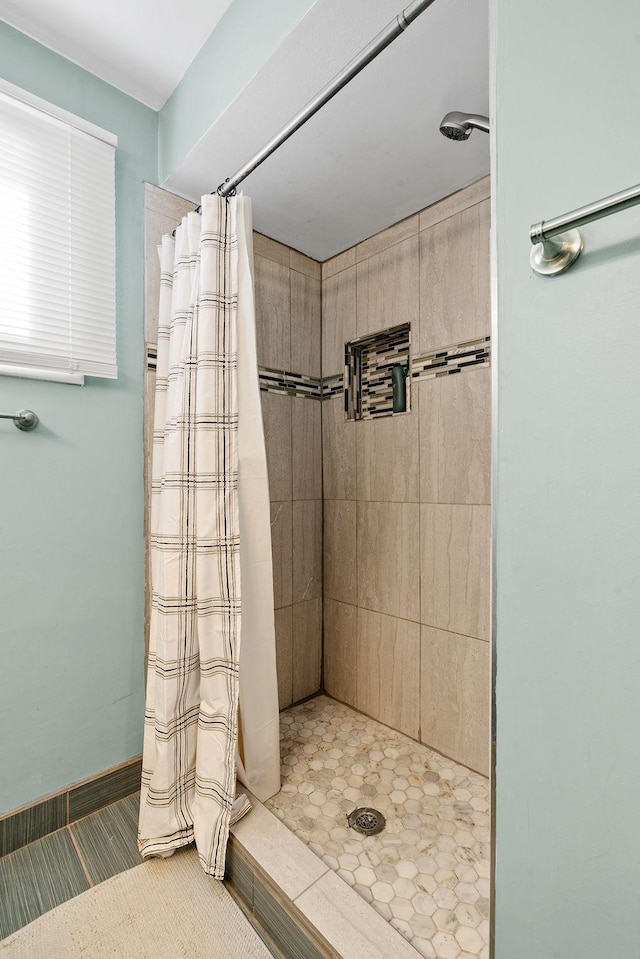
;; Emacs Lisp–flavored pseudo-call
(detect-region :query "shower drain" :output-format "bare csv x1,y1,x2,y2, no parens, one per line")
347,807,386,836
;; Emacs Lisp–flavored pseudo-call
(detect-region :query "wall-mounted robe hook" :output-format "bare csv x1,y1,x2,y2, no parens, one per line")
0,409,39,431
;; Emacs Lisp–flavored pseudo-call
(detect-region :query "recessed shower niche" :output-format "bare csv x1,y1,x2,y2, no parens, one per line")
344,323,411,420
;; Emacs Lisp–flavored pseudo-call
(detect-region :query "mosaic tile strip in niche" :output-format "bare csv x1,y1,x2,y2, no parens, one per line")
345,324,411,420
412,336,490,383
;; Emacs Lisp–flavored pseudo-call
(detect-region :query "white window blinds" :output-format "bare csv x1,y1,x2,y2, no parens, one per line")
0,85,117,381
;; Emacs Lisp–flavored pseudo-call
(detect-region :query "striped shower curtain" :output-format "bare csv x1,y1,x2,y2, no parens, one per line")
138,195,280,878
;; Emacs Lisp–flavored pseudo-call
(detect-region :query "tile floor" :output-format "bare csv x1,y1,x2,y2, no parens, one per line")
1,700,491,958
265,695,490,959
0,792,141,939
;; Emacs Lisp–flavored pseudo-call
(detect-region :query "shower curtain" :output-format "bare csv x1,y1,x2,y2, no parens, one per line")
138,195,280,879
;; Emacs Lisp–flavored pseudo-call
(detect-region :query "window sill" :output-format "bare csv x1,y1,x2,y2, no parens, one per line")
0,363,85,385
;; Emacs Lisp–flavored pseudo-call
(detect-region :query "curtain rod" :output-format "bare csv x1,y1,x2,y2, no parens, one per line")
213,0,437,198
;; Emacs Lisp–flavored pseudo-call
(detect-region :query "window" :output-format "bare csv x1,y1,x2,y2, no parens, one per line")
0,80,117,383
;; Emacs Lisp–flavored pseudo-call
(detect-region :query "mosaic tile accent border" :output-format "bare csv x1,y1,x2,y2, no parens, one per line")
147,343,324,401
345,324,411,420
322,374,344,400
258,367,322,400
146,333,491,408
412,336,491,383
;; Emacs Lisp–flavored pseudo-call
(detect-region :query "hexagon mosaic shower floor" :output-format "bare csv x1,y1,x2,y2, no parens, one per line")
265,695,490,959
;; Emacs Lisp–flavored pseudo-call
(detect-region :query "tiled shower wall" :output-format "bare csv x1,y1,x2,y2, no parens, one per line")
252,233,323,710
321,177,491,775
145,180,491,775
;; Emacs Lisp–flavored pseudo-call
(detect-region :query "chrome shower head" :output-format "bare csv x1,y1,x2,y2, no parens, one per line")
439,112,490,140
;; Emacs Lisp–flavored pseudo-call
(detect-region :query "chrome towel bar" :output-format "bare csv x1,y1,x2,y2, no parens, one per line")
530,181,640,276
0,409,39,431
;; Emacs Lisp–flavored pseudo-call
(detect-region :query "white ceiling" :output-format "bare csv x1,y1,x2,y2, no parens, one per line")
164,0,490,259
0,0,232,108
0,0,490,259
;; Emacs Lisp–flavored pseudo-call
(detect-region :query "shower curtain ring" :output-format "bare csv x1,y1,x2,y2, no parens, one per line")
216,180,237,197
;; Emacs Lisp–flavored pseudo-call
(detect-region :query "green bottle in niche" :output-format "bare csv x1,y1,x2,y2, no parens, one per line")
392,363,407,413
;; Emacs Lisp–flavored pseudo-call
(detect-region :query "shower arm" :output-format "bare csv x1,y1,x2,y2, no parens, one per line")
215,0,437,197
530,181,640,276
464,114,490,134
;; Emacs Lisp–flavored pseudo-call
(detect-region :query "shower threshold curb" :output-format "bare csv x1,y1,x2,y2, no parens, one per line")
226,788,419,959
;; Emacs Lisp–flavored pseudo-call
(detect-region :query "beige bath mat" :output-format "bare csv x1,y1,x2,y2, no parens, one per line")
0,847,272,958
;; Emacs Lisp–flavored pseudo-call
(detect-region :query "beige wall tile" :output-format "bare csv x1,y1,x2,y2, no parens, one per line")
292,500,322,603
322,396,356,500
322,247,356,280
144,182,197,220
144,210,184,343
290,271,321,378
145,210,170,344
419,367,491,505
356,608,420,740
323,599,357,707
253,231,289,267
357,502,420,622
356,212,419,263
356,397,420,503
144,368,156,462
324,501,357,605
356,234,419,338
420,625,490,775
322,266,356,376
419,199,490,354
145,255,161,347
270,501,293,609
144,187,198,343
314,182,491,749
261,392,292,502
292,598,322,702
418,177,490,232
274,606,293,710
254,255,291,369
144,367,156,666
292,398,322,500
290,249,321,280
420,504,491,640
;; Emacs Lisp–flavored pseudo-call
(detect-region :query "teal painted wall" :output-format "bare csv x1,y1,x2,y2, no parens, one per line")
494,1,640,955
0,22,158,813
159,0,317,183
